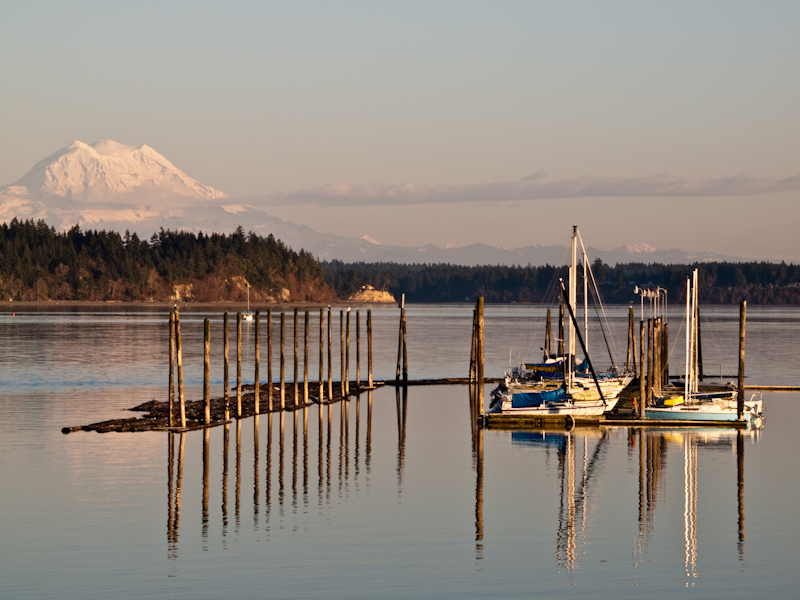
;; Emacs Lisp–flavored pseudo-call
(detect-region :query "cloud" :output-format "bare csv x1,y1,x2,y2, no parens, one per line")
260,172,800,207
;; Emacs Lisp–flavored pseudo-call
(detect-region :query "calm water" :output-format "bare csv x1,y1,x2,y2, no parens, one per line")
1,304,799,599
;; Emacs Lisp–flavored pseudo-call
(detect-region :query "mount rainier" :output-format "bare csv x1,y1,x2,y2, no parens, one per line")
0,140,748,266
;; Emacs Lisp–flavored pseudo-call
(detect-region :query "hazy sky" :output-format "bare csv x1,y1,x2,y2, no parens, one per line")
1,1,799,259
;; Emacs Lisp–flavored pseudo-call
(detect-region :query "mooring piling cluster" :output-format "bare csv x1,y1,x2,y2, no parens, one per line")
165,306,376,430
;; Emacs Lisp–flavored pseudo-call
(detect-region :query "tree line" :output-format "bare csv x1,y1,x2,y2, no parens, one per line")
3,218,798,305
321,259,800,305
0,219,333,302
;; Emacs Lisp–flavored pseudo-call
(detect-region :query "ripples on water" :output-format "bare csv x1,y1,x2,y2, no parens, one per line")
1,304,799,599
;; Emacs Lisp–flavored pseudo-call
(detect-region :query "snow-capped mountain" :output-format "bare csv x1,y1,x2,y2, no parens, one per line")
0,140,227,230
0,140,756,266
8,140,226,202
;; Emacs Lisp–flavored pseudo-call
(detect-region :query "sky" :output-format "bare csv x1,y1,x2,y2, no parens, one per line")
1,1,799,260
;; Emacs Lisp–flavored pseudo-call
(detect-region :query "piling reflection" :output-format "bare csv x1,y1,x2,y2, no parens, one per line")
162,391,380,559
222,424,229,546
396,386,408,493
236,420,241,534
292,410,298,512
266,414,272,532
166,432,185,570
202,429,210,549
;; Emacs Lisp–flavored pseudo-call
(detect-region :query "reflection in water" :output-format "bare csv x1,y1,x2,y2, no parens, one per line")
737,430,745,561
202,429,210,550
473,384,484,562
279,412,285,517
684,434,698,583
159,390,385,560
366,391,373,476
166,432,185,572
630,428,754,578
222,424,229,547
318,404,323,507
303,407,309,508
396,386,407,493
292,411,298,513
254,416,260,526
266,414,272,533
355,395,360,492
236,420,242,535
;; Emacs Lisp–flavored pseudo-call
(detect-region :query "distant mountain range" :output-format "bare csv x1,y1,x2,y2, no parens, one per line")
0,140,757,266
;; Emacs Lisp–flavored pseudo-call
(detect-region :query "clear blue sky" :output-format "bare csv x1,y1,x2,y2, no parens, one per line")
1,1,799,259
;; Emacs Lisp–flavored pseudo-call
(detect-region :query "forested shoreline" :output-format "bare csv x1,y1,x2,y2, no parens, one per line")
0,219,333,302
2,219,798,305
321,259,800,305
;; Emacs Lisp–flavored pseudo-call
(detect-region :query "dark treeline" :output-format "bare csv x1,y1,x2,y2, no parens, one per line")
322,259,800,305
0,219,334,302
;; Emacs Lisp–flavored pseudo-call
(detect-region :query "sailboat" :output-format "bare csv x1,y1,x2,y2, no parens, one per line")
242,281,254,321
490,227,632,416
489,227,622,417
645,269,763,424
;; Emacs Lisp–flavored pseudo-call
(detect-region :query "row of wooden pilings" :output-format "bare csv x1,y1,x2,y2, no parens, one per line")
625,301,748,420
167,307,375,429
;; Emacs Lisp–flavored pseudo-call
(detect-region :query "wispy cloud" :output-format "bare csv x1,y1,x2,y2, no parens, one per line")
262,173,800,207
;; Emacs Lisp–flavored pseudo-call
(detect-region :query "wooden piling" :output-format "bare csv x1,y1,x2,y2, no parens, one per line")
175,310,186,428
654,317,661,396
646,319,653,405
558,302,565,356
267,309,272,411
280,312,286,410
169,311,175,427
469,309,477,382
236,312,242,418
626,306,633,373
737,301,747,419
204,318,210,425
254,311,260,415
396,296,403,381
304,311,309,405
402,308,408,383
662,322,669,385
345,309,351,396
319,308,324,402
340,311,345,397
545,308,552,356
294,308,299,406
356,310,360,391
327,308,333,401
223,311,229,421
638,320,645,419
367,310,373,388
476,297,485,419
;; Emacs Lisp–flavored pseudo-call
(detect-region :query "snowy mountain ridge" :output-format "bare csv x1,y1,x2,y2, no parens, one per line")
7,140,226,202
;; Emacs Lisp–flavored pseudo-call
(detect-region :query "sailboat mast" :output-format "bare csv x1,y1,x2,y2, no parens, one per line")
692,269,699,394
583,248,588,354
685,277,691,401
569,226,578,388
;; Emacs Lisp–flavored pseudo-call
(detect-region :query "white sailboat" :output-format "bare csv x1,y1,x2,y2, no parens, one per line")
242,281,254,321
490,227,618,417
645,269,763,424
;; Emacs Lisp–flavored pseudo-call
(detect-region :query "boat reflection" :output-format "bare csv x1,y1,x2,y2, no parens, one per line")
483,424,757,574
